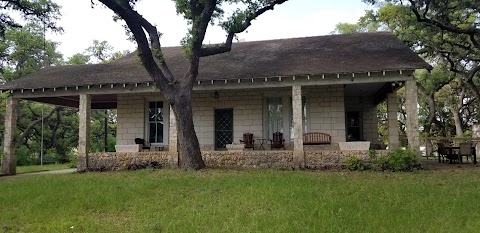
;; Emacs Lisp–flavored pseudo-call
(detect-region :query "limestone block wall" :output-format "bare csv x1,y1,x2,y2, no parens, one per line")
362,105,380,145
305,85,346,143
115,85,347,150
191,90,264,150
116,93,168,145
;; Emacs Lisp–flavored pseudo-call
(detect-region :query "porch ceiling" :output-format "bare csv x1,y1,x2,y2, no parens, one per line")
344,83,386,97
23,94,117,109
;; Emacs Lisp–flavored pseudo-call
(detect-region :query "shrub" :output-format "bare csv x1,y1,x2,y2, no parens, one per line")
346,156,366,171
380,148,421,172
67,151,77,168
346,149,421,172
16,146,38,166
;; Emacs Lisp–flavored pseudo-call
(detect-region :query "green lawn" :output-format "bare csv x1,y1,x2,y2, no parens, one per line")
16,163,71,174
1,168,480,232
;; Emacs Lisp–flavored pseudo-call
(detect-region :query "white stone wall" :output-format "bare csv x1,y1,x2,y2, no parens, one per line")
191,90,264,150
116,93,168,145
363,105,380,144
115,85,347,149
305,85,346,143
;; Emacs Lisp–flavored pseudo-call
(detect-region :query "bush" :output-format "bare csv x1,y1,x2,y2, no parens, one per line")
379,148,421,172
346,156,366,171
346,148,421,172
67,151,77,168
16,146,38,166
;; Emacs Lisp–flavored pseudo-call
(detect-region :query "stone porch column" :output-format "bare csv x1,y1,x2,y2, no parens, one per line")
292,85,305,168
77,94,91,171
168,106,178,166
405,80,420,155
387,92,400,150
1,97,18,175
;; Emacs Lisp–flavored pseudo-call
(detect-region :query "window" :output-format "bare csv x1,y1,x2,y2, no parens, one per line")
148,101,164,143
266,97,283,139
346,111,362,141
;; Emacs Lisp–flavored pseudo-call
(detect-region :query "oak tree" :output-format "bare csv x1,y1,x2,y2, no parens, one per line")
95,0,288,170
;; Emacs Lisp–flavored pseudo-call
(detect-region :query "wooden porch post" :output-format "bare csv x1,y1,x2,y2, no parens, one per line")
387,92,400,150
77,94,91,171
168,106,179,166
292,85,305,168
405,80,420,155
1,97,18,175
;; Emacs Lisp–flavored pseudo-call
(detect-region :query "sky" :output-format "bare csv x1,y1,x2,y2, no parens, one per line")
48,0,371,58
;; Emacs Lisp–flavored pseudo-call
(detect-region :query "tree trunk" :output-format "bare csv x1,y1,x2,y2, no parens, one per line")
424,92,436,134
104,109,108,152
453,86,465,137
168,88,205,170
452,108,463,137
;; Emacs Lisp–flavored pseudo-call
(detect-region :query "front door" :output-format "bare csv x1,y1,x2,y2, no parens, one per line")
215,109,233,150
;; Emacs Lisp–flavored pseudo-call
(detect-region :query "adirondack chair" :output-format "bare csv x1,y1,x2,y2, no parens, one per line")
240,133,255,150
270,132,285,150
134,138,150,151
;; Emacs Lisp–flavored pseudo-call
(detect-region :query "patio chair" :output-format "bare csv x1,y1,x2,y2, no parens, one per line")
437,143,454,163
134,138,150,151
458,142,473,163
270,132,285,150
240,133,255,150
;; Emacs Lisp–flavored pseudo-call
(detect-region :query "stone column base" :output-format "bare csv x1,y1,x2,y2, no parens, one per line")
168,152,179,167
77,154,88,172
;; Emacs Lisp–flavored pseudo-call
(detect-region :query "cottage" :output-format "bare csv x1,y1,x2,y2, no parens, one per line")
0,32,431,174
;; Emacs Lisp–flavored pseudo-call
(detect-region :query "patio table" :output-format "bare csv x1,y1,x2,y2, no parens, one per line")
257,138,267,150
445,146,477,164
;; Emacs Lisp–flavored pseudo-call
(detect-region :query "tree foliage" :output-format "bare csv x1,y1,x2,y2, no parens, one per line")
0,0,61,36
339,1,480,138
0,23,62,81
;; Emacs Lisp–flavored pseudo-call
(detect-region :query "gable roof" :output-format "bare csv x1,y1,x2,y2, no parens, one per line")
0,32,431,91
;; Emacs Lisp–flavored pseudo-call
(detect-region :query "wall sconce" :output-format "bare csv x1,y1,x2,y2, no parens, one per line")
214,91,219,99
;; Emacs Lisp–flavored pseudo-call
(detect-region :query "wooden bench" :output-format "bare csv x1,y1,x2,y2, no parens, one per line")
303,132,331,145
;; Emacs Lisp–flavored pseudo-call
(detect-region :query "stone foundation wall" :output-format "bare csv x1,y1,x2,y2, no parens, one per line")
86,150,388,171
87,152,170,171
304,150,388,169
203,151,295,169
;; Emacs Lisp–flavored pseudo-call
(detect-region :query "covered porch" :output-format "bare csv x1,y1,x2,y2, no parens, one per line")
1,71,421,173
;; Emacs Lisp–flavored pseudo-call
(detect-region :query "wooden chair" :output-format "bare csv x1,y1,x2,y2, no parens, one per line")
438,142,459,163
134,138,150,151
270,132,285,150
459,142,473,163
437,143,451,163
240,133,255,150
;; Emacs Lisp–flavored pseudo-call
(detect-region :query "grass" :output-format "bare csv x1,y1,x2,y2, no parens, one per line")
16,163,71,174
1,168,480,232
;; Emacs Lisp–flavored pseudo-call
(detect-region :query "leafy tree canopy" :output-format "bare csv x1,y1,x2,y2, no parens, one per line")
0,0,62,36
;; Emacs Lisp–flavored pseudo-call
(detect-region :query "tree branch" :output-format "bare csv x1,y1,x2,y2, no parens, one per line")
15,106,59,148
199,0,288,57
97,0,175,93
408,0,480,49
